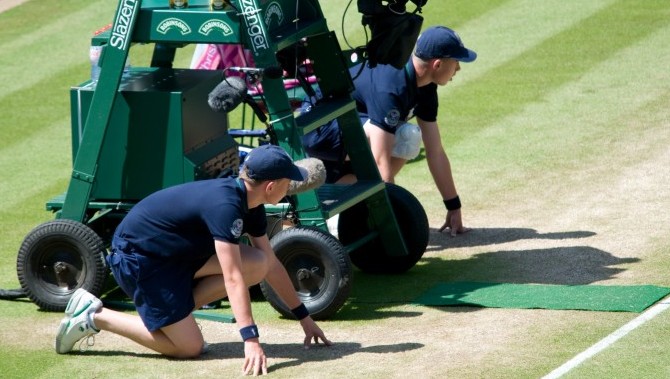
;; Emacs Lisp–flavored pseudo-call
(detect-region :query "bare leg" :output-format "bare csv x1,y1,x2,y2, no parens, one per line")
91,245,270,358
192,244,269,309
390,156,407,179
93,308,204,359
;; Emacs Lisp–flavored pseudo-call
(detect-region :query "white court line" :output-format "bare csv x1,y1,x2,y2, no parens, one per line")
542,295,670,379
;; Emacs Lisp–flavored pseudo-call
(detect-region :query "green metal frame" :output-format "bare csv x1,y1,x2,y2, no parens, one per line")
54,0,408,257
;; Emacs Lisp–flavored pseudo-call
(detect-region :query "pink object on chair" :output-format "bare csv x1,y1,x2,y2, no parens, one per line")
191,44,255,74
191,44,317,95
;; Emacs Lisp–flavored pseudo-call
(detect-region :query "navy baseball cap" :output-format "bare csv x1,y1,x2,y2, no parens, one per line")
414,26,477,62
242,145,307,181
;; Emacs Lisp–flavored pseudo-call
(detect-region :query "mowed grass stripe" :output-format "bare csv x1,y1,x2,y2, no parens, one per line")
0,117,70,209
401,1,670,212
443,0,670,145
0,0,108,40
0,1,117,98
460,18,670,164
446,0,617,89
0,63,87,150
0,102,75,287
452,21,670,214
324,0,513,50
0,1,118,151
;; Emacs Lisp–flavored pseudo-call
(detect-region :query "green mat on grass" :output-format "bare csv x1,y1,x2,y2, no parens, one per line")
414,282,670,312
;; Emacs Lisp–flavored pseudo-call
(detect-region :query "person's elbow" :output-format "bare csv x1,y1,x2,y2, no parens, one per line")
223,272,247,292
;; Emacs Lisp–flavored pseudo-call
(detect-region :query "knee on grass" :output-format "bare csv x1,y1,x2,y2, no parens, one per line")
166,340,207,359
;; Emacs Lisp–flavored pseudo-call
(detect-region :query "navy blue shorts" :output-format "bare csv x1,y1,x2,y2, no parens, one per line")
300,116,363,183
301,119,344,162
108,237,209,331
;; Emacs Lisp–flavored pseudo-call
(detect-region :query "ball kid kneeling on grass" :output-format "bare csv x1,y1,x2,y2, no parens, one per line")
54,144,331,376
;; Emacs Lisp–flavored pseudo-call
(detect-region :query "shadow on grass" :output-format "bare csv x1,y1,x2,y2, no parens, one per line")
421,246,638,285
64,350,161,359
70,341,424,372
426,227,597,250
266,342,423,372
204,341,424,371
334,226,639,319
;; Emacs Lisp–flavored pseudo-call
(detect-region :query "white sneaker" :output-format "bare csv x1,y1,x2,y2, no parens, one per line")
55,289,102,354
64,288,100,317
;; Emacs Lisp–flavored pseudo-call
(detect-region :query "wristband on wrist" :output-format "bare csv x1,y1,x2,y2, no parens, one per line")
291,303,310,320
240,324,259,341
443,196,461,211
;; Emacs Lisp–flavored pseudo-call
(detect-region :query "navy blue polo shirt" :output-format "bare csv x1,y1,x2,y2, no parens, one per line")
114,178,267,261
350,60,439,133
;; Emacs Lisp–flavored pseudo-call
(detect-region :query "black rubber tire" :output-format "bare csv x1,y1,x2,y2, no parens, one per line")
247,216,284,300
260,227,352,320
266,215,284,240
338,183,429,274
16,219,108,311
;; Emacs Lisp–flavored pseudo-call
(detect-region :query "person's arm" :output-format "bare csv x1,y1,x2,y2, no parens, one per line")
215,240,268,375
417,118,470,236
364,121,397,183
250,235,332,348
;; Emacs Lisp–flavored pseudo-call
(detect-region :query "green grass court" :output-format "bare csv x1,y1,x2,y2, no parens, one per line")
1,1,670,378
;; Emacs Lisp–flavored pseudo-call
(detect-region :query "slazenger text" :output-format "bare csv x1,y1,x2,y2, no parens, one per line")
240,0,269,52
110,0,139,50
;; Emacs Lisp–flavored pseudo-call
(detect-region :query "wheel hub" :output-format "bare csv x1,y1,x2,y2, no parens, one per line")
296,267,313,281
51,261,78,287
53,261,67,275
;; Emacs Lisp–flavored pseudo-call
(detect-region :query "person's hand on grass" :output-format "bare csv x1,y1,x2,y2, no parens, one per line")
300,317,332,349
243,339,268,376
439,208,471,236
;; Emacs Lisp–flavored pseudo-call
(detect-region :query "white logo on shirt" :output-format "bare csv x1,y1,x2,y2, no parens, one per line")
231,219,244,238
384,109,401,127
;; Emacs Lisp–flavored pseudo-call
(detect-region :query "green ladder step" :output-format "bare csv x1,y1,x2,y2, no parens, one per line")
316,180,385,219
295,98,356,135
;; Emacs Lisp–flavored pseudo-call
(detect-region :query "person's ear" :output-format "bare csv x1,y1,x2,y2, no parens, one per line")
432,58,441,71
265,180,275,194
267,180,284,198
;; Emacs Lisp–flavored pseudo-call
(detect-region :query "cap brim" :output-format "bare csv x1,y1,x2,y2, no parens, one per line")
288,165,308,181
455,48,477,63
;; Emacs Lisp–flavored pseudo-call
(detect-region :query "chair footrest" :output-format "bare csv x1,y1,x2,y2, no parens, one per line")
46,193,135,212
317,180,385,218
295,98,357,135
